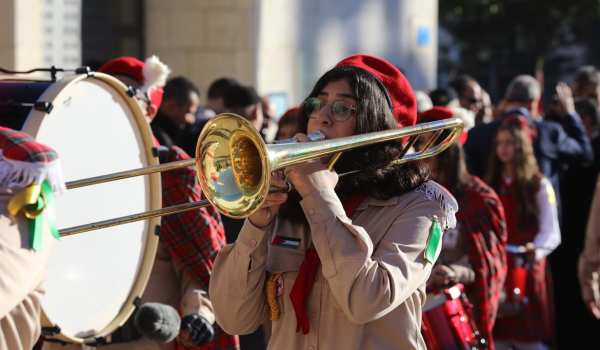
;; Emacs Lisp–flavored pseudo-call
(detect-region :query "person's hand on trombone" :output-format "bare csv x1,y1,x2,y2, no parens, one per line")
284,133,339,199
247,171,288,228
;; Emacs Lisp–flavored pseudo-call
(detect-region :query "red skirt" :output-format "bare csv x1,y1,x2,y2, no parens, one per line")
494,256,554,342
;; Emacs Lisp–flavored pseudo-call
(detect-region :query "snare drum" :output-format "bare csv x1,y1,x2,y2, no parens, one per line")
505,257,529,306
0,72,161,344
422,284,485,350
503,245,529,306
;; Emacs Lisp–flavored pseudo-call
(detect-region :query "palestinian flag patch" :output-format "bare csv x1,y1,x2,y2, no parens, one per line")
271,235,301,249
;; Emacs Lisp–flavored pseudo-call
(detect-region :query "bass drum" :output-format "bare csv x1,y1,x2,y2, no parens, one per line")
0,72,161,344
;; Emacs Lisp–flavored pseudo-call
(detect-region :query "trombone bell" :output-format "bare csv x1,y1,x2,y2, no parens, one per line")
195,114,270,219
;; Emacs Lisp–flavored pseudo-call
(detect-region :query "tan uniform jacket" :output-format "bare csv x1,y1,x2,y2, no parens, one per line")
579,175,600,305
210,181,457,350
0,193,55,350
42,242,214,350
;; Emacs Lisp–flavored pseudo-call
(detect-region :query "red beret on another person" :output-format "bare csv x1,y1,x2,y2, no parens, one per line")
279,107,300,122
99,56,170,110
418,105,473,145
336,54,417,128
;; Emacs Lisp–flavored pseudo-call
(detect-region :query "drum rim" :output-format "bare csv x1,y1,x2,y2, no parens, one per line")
20,72,161,344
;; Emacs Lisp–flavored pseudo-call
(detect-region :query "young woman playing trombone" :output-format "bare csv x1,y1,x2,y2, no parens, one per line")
209,54,459,350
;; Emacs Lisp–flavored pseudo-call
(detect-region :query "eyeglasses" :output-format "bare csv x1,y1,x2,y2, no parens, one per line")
301,97,357,122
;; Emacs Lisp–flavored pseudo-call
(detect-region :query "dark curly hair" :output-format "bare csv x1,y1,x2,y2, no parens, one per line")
279,66,429,225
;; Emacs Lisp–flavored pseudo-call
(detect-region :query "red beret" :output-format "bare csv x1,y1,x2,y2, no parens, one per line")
99,56,145,83
99,56,167,110
417,106,454,123
336,54,417,128
417,106,468,145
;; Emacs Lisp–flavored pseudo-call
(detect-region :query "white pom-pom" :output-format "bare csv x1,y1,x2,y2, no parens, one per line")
141,55,171,93
450,106,475,131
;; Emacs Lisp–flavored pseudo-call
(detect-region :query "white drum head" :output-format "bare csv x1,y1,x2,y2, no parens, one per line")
20,73,160,343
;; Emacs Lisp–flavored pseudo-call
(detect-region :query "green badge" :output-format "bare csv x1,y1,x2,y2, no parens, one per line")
26,181,60,251
424,215,443,264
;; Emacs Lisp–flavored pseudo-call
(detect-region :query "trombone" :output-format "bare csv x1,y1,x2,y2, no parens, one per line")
60,113,463,236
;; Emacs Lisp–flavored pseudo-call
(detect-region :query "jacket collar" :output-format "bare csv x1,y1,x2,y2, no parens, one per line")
355,195,400,212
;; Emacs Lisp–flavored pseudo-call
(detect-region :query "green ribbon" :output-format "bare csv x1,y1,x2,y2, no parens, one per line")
27,181,60,251
424,215,443,264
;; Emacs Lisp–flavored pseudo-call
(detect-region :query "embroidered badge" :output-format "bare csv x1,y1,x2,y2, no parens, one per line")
424,215,443,264
271,235,301,249
267,273,283,320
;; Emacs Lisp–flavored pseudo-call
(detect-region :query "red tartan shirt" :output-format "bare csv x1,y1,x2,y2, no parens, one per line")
158,145,240,350
456,176,508,350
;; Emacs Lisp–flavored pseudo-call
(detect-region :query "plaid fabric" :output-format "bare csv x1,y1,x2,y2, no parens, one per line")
457,176,508,350
0,127,57,163
159,145,240,350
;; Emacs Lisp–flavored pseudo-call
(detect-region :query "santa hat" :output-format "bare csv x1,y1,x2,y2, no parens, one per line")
417,105,474,145
336,54,417,128
99,56,171,109
0,127,65,194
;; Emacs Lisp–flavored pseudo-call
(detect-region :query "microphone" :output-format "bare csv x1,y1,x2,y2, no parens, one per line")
134,302,182,343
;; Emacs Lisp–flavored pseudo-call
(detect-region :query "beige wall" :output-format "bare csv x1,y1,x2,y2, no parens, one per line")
145,0,259,96
0,0,16,71
256,0,438,107
146,0,438,110
0,0,44,75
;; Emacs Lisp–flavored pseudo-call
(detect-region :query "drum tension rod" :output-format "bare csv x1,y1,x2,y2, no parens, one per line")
90,337,108,346
0,101,53,113
42,325,62,337
34,101,53,113
126,86,136,97
134,296,142,308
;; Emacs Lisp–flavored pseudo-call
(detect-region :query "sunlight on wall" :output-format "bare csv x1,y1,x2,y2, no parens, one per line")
357,0,388,54
315,20,347,77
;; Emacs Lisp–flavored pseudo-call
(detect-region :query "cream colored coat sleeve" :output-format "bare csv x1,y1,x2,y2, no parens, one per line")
0,198,54,319
1,194,54,350
448,255,476,284
0,287,44,350
579,176,600,305
171,253,215,324
299,188,449,324
209,220,270,335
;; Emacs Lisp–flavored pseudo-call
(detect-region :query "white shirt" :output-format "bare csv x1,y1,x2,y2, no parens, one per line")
533,176,561,260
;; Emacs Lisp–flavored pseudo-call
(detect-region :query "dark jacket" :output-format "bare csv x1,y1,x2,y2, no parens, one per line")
150,111,180,149
464,108,593,213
